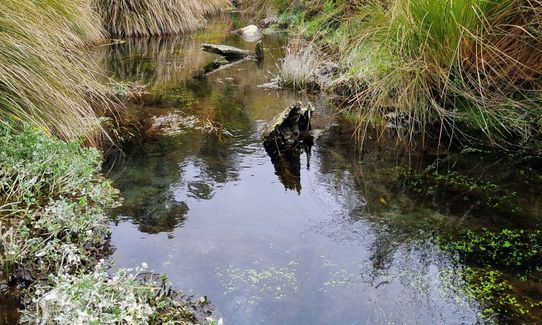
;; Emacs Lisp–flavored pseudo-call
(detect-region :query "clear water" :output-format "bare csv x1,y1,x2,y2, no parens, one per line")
104,17,488,325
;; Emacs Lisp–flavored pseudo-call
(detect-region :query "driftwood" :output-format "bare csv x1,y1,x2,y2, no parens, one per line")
262,102,314,142
197,42,265,77
201,44,253,60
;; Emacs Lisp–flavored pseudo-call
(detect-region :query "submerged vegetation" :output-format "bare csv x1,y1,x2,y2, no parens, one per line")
441,228,542,322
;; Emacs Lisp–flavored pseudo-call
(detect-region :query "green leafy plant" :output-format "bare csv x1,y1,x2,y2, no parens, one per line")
447,229,542,269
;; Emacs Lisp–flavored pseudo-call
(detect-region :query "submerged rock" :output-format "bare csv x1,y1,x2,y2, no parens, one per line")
147,113,199,136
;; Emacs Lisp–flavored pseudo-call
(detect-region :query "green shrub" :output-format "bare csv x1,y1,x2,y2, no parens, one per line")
0,124,103,213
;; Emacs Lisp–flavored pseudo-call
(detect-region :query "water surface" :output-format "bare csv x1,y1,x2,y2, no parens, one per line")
105,17,542,324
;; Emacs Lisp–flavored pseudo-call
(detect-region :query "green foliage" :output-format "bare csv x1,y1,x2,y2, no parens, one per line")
0,124,103,213
448,229,542,270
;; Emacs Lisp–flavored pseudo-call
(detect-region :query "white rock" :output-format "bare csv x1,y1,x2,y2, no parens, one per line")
233,25,262,42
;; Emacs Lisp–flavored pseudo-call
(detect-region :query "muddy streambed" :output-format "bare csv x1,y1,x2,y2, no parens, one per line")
3,16,542,324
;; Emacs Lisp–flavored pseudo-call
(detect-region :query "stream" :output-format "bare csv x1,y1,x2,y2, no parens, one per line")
2,15,541,325
105,16,542,324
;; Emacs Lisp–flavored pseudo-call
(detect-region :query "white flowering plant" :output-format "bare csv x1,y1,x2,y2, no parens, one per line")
22,263,223,325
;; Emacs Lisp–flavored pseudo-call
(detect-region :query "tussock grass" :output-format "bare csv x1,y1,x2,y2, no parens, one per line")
94,0,231,37
273,0,542,148
342,0,542,146
0,0,111,143
279,43,321,90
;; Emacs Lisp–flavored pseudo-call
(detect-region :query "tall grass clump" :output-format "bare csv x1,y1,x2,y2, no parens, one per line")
279,44,321,90
0,0,111,142
275,0,542,148
94,0,231,37
345,0,542,145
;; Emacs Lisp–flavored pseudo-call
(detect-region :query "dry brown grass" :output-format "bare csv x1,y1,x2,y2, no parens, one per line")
94,0,231,37
0,0,112,143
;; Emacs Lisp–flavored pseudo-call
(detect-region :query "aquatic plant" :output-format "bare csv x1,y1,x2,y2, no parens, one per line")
405,164,522,215
460,267,542,321
94,0,231,37
0,0,111,142
448,229,542,270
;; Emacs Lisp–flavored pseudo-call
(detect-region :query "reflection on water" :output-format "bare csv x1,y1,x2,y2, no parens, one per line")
105,17,542,325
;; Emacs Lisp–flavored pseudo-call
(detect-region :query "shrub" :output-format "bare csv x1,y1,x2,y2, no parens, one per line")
22,264,222,325
0,124,103,213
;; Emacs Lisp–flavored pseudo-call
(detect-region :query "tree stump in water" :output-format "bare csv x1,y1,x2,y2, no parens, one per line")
263,102,315,192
